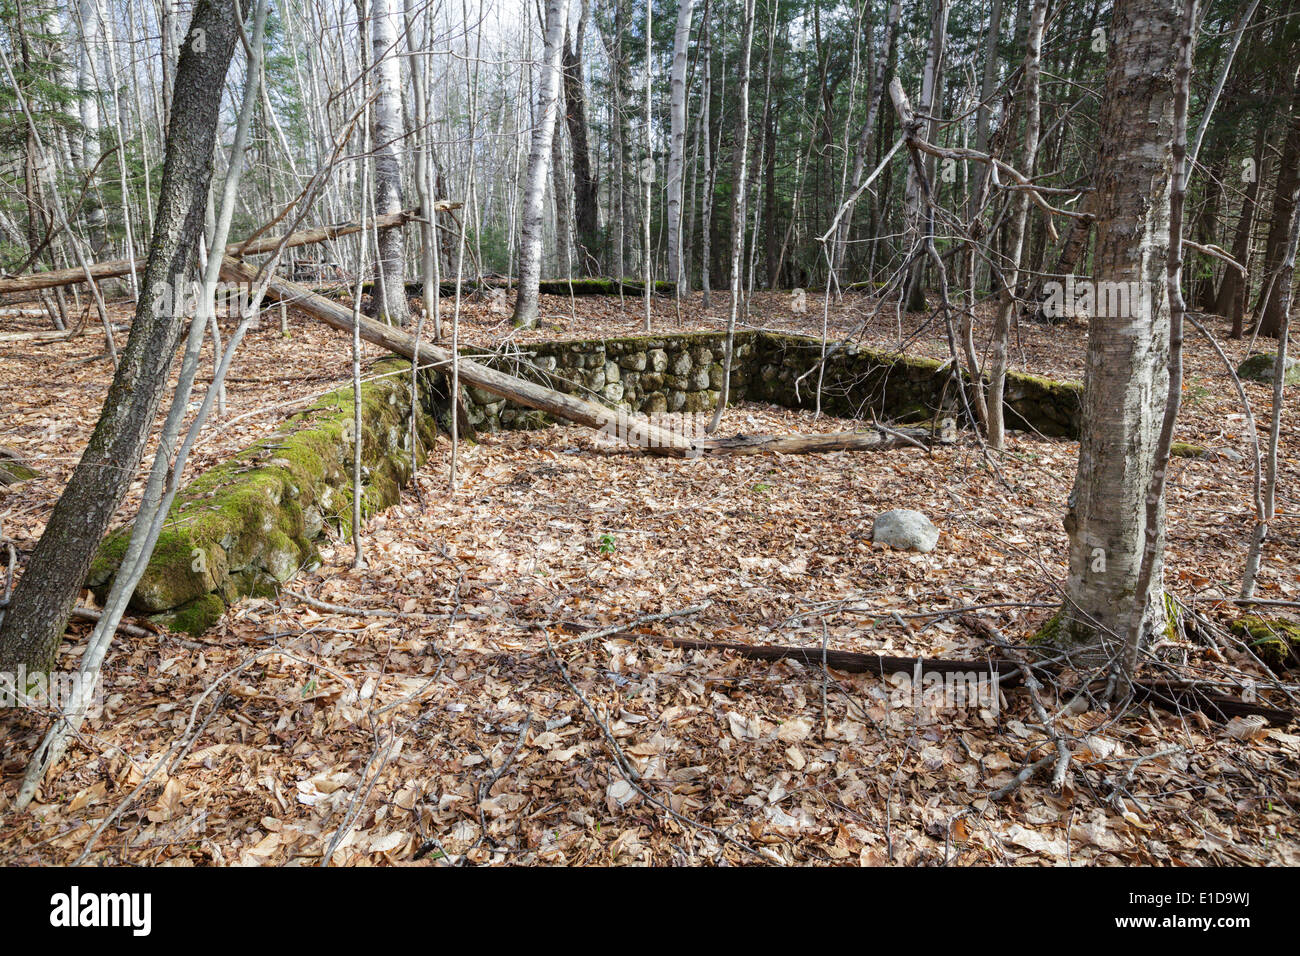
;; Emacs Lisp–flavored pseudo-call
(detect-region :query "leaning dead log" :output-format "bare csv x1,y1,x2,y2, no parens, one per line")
0,210,421,296
220,258,944,459
218,257,699,456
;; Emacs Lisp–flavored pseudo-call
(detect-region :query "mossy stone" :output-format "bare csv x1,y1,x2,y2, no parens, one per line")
151,593,226,637
1170,442,1208,459
1230,615,1300,670
1237,352,1300,386
0,460,39,485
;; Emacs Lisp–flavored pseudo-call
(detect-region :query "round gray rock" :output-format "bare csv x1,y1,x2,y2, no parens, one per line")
871,509,940,552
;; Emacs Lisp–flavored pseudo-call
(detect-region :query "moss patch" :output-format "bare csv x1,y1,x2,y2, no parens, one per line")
151,593,226,637
1030,592,1180,648
0,461,38,485
999,373,1084,438
1028,609,1063,646
0,452,39,486
1230,615,1300,671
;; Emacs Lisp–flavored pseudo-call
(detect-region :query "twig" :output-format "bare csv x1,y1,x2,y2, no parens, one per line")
68,606,151,639
478,711,532,802
1183,239,1245,274
551,601,713,649
1018,662,1072,793
988,752,1056,801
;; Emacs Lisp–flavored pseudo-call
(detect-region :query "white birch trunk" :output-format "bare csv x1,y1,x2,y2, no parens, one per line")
160,0,180,127
700,23,715,308
666,0,694,291
512,0,569,328
902,0,949,312
369,0,410,326
76,0,106,254
707,0,757,434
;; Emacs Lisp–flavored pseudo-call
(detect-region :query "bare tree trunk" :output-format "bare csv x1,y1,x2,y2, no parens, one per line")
366,0,410,326
700,18,715,307
1241,121,1300,597
902,0,949,312
1254,68,1300,338
986,0,1046,450
1191,153,1227,310
551,105,573,278
9,0,272,807
105,7,142,298
404,0,439,340
160,0,179,127
666,0,695,291
562,1,599,274
966,0,1003,293
708,0,757,434
512,0,568,328
1118,0,1197,695
832,0,901,277
76,0,106,255
642,0,653,332
1217,116,1265,336
1059,0,1184,677
0,0,240,675
352,106,373,569
597,0,629,282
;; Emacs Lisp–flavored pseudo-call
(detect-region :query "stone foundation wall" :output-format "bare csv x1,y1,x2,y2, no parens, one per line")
463,330,1083,439
750,333,1083,438
89,332,1082,634
460,332,757,432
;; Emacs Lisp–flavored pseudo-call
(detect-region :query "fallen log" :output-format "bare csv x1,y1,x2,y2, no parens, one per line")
694,428,931,456
611,634,1292,726
0,210,420,296
313,275,678,299
218,257,699,456
608,633,1031,681
0,323,127,344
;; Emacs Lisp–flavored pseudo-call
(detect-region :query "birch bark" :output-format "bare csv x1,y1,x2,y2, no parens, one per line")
512,0,569,328
666,0,695,291
369,0,411,326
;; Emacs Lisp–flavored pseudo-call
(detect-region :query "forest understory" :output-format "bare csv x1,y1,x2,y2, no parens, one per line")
2,292,1297,866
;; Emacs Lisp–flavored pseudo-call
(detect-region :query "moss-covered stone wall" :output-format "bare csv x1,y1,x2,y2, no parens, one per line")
87,358,440,634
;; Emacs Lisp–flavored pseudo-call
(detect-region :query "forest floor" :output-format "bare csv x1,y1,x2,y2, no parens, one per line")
1,288,1298,865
